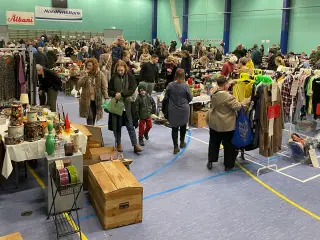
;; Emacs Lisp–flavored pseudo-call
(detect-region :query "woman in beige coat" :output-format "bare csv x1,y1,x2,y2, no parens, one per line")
78,58,108,125
206,76,250,171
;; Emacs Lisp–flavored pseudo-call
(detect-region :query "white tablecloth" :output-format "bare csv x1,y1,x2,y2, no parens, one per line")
1,130,87,179
190,95,211,105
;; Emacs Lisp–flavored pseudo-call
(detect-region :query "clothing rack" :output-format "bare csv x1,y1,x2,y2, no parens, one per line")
0,48,35,105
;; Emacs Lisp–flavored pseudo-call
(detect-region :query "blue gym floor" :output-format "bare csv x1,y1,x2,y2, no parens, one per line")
1,94,320,240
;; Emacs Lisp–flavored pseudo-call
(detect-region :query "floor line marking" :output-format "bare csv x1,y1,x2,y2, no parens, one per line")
283,129,309,138
277,152,291,158
26,164,89,240
138,130,192,182
302,173,320,183
236,161,320,221
278,163,302,171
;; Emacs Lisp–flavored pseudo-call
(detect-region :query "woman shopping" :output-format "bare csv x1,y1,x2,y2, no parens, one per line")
164,68,193,154
206,76,250,171
108,60,142,154
78,58,108,125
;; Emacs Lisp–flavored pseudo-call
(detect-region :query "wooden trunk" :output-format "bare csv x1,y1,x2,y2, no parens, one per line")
88,161,143,229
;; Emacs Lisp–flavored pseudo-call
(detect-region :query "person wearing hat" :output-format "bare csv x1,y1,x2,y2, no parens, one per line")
135,83,156,146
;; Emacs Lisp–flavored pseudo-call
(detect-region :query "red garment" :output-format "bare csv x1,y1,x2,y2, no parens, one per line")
221,62,234,77
139,117,152,137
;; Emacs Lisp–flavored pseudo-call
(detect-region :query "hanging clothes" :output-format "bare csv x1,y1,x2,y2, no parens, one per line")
259,83,284,157
281,74,295,121
0,55,17,101
311,79,320,119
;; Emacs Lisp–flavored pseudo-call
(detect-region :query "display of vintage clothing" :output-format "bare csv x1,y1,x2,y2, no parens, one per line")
0,55,17,101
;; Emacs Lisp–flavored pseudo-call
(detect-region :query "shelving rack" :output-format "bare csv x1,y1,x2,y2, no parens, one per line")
47,163,83,239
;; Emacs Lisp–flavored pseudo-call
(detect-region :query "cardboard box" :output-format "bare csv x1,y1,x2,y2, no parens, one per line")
88,161,143,229
192,110,208,128
0,232,23,240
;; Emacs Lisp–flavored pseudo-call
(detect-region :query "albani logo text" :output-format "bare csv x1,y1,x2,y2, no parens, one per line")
7,14,34,23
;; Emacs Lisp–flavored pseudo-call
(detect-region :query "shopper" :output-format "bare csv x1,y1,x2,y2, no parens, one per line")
77,47,89,62
288,52,299,68
78,58,108,125
246,51,254,70
108,60,142,154
139,48,152,64
65,44,74,58
129,42,137,61
46,47,57,69
180,50,192,78
238,57,252,74
251,44,262,68
34,47,48,67
111,36,125,71
136,83,156,146
267,50,277,71
221,56,238,78
155,42,169,72
164,56,178,87
99,47,112,78
139,55,159,95
36,64,61,112
164,68,193,154
206,76,250,171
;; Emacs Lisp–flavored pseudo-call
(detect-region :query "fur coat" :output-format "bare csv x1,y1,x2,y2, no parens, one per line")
78,71,108,121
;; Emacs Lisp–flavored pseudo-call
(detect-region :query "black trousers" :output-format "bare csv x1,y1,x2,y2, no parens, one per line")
171,125,187,147
87,101,97,125
208,128,237,168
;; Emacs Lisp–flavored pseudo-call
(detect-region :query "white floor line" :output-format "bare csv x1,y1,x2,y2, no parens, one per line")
282,145,288,149
302,173,320,183
245,157,305,183
277,163,302,172
277,152,291,158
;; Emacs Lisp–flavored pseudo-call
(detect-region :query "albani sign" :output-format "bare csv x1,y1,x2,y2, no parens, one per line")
6,11,35,25
35,6,82,22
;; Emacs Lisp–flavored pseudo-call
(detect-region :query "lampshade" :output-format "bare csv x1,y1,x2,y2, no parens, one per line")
20,94,29,104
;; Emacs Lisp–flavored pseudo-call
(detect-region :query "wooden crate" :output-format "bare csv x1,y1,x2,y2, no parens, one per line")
192,110,208,128
0,232,23,240
89,146,117,161
88,161,143,229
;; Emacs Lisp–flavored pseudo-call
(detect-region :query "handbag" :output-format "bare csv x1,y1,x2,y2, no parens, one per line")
232,106,253,148
102,98,124,116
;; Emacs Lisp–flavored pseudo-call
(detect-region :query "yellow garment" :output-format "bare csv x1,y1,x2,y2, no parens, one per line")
246,59,254,70
238,66,253,75
233,80,254,102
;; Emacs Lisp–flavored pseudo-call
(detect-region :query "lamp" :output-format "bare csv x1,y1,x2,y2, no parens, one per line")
20,93,29,116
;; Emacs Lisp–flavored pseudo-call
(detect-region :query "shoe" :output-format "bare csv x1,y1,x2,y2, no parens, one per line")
225,167,234,172
117,144,123,153
134,145,143,154
173,146,180,155
180,142,186,149
207,162,213,170
139,137,145,146
144,132,149,140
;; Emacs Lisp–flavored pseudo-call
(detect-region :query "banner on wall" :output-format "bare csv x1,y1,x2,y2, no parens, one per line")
35,6,82,22
6,11,34,25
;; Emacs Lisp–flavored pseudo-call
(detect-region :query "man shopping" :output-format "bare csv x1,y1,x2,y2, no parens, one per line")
139,55,159,95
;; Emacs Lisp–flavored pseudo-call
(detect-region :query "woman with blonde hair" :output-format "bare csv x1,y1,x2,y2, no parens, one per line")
164,68,193,154
129,42,137,61
78,58,108,125
139,48,152,63
108,60,142,154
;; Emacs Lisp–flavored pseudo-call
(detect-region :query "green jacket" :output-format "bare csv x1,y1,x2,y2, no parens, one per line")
136,94,156,120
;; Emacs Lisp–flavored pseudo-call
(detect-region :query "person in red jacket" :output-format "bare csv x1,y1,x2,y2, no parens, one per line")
221,56,238,78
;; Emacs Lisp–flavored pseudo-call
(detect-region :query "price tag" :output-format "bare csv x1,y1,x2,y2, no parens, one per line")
316,104,320,116
268,104,280,119
268,118,274,137
309,149,319,168
271,82,278,102
290,78,299,96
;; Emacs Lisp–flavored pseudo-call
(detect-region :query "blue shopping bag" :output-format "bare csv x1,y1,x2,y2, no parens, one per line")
232,106,253,148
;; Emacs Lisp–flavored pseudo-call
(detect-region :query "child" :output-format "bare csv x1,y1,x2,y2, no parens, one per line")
136,83,156,146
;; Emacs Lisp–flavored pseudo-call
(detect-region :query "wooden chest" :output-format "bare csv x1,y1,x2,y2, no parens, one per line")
88,161,143,229
0,232,23,240
192,110,208,128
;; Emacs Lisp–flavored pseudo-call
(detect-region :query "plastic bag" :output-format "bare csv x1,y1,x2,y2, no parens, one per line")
102,98,124,116
232,106,253,148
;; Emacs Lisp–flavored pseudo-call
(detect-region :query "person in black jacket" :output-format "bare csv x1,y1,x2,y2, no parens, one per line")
139,55,159,95
34,47,48,67
180,51,192,78
65,44,74,58
108,60,142,154
36,64,62,112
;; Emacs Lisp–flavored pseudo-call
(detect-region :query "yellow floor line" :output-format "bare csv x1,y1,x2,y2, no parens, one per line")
236,162,320,221
26,164,89,240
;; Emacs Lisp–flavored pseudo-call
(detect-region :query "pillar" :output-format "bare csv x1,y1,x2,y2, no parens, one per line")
280,0,291,54
182,0,189,43
152,0,158,42
223,0,231,54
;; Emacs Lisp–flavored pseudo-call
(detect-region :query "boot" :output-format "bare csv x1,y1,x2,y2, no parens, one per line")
180,141,186,149
144,131,149,140
117,144,123,153
207,162,213,170
134,145,143,154
139,136,145,146
173,146,180,155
